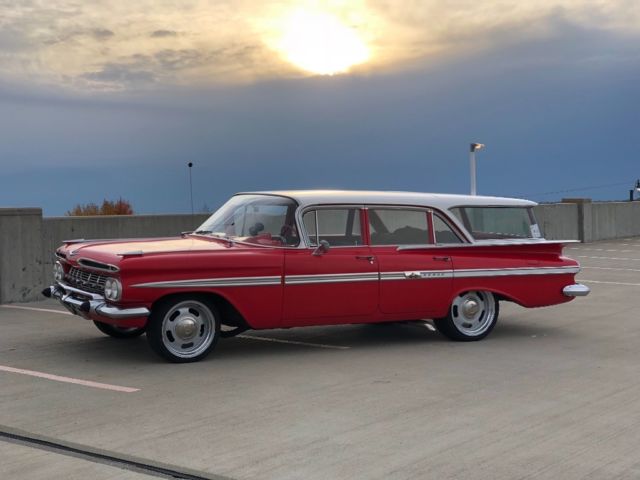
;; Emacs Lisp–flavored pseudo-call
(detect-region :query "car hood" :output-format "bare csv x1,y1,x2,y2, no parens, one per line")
59,236,231,266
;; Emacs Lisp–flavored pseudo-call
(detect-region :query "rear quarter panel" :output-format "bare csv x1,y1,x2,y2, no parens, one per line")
446,242,579,308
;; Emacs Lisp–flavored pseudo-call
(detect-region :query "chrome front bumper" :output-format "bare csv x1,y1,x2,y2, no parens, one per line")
563,283,590,297
43,282,150,320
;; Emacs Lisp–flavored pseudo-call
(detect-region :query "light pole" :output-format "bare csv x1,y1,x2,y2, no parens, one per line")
630,179,640,201
188,162,194,214
469,142,485,196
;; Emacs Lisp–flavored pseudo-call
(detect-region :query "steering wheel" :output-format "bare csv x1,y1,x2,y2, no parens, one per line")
248,222,265,236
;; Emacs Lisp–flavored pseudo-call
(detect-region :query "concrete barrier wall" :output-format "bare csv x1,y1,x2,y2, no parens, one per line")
41,214,209,290
0,208,45,303
1,203,638,303
533,203,579,240
590,202,640,241
40,214,209,296
0,211,207,304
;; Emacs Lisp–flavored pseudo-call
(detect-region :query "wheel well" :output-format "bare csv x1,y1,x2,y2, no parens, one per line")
150,292,250,329
452,289,516,305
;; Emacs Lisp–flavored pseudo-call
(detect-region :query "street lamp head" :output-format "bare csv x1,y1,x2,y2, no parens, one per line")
188,162,193,168
470,143,485,153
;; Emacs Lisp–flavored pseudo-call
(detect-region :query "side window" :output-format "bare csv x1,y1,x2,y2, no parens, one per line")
302,208,363,247
369,209,430,246
433,214,463,244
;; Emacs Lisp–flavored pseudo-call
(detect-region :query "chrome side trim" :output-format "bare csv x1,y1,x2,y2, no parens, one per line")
397,239,581,251
454,266,580,278
132,276,282,288
130,266,579,290
563,284,590,297
285,272,379,285
379,266,578,281
381,271,454,281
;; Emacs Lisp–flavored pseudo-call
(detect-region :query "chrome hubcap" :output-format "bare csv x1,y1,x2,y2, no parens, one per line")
451,291,496,336
161,300,215,359
175,317,198,340
461,299,480,318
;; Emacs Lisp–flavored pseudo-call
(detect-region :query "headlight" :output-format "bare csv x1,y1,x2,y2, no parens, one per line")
104,278,122,301
53,262,64,283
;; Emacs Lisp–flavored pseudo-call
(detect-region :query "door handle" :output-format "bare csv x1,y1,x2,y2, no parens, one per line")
432,256,451,262
356,255,375,264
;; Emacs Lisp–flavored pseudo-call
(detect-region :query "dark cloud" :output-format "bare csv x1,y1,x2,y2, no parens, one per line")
150,30,178,38
92,28,114,39
81,63,155,86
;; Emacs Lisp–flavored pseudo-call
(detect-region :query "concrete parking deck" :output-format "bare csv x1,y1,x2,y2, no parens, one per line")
2,238,640,479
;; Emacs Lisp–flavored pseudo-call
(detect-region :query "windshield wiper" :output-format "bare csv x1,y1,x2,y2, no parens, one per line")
188,230,235,246
207,233,236,246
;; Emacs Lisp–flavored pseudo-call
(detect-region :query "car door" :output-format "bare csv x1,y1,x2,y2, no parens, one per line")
368,207,453,316
283,206,379,326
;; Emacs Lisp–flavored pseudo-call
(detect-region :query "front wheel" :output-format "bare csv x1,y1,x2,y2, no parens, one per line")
434,291,499,341
146,296,220,363
93,321,145,339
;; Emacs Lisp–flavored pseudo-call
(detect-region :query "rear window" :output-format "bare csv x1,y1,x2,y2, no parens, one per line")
450,206,541,240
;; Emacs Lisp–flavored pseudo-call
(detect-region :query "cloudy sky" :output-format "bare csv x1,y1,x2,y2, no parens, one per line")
0,0,638,215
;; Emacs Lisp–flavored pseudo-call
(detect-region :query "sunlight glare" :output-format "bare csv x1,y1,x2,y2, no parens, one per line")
277,9,370,75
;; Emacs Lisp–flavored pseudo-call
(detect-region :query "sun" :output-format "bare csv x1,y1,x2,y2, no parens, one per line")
275,9,370,75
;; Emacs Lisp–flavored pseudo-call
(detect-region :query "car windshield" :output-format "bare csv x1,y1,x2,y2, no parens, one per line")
450,206,542,240
195,195,299,246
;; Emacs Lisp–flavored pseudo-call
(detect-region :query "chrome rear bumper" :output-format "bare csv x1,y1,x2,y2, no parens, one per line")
563,284,590,297
43,282,150,320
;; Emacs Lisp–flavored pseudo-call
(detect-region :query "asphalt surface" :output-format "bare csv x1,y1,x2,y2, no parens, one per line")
1,238,640,480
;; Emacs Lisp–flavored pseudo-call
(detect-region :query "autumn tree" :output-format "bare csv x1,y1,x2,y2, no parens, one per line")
66,198,134,216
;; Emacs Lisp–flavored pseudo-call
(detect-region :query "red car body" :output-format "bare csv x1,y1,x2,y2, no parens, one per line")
45,190,588,362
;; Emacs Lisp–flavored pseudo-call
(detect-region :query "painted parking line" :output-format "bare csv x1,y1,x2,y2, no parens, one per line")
1,304,349,350
0,305,71,315
0,365,140,393
567,248,640,253
582,266,640,272
576,255,640,262
579,279,640,287
237,335,350,350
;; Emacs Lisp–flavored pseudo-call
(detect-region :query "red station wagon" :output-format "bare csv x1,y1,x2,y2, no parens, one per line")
44,190,589,362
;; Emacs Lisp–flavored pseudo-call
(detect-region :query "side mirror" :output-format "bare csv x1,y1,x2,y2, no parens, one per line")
312,240,330,256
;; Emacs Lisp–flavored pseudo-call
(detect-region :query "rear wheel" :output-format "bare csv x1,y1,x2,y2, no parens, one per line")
146,296,220,363
93,321,145,339
434,291,499,341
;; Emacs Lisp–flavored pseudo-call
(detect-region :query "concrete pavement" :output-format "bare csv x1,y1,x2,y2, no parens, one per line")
1,238,640,479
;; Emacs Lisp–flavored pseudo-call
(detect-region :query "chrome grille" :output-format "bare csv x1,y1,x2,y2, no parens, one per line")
66,267,107,294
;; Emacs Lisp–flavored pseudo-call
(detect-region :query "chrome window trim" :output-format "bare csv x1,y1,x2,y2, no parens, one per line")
431,210,468,245
366,205,432,248
296,204,367,249
448,204,540,242
197,193,305,250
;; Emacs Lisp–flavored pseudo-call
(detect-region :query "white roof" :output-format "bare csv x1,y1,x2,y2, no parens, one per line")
241,190,537,210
